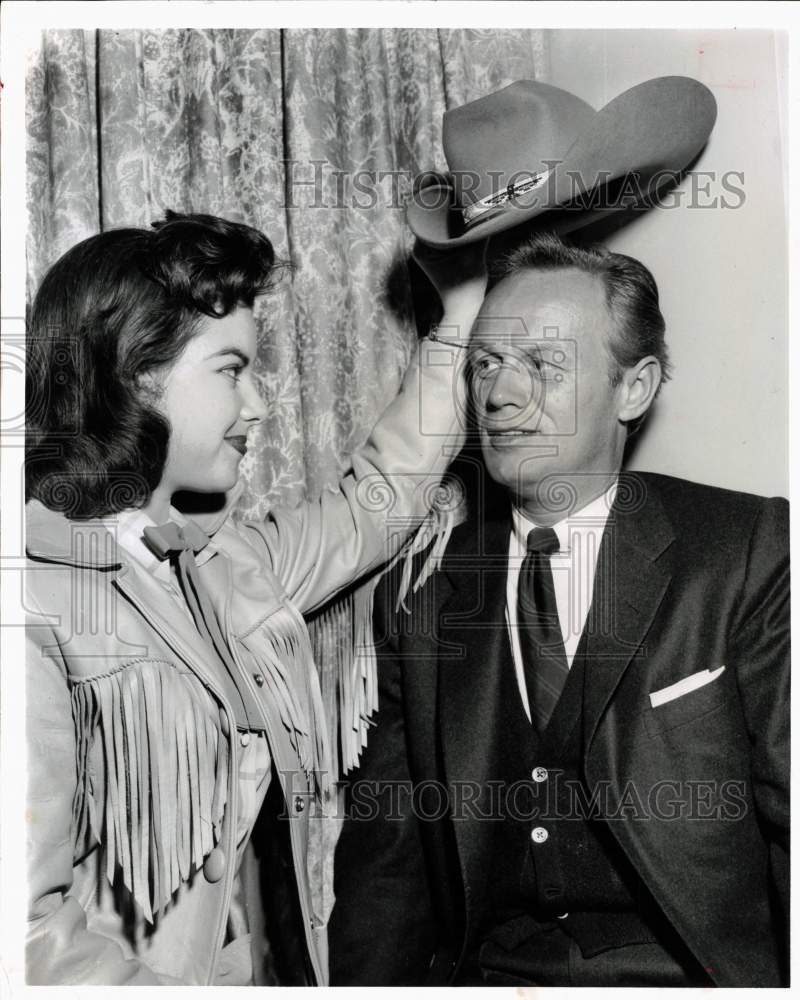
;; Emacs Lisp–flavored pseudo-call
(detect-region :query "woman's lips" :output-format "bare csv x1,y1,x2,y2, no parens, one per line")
225,435,248,455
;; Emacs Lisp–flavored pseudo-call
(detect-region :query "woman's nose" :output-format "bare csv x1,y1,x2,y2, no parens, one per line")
240,377,268,423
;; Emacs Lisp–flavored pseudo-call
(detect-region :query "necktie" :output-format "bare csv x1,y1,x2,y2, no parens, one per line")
517,526,569,732
143,520,262,732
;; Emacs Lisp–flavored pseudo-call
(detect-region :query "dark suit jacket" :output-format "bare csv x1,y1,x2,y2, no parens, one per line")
329,473,790,987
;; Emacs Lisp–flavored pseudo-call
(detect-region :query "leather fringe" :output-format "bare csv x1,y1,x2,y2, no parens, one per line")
309,481,466,779
310,573,383,778
394,500,459,614
70,661,228,924
239,603,333,799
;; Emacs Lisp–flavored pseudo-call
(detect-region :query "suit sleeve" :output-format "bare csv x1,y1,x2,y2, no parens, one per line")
327,576,438,985
243,338,465,615
25,622,170,985
729,497,789,934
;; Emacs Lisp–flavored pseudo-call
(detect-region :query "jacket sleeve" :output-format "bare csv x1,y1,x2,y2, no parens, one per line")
729,497,789,943
327,575,438,985
25,622,171,985
244,337,466,615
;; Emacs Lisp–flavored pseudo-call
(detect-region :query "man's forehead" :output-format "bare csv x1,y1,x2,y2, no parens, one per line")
474,266,608,345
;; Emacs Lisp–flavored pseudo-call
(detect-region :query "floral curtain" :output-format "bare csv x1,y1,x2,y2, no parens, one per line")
27,28,546,510
26,26,546,925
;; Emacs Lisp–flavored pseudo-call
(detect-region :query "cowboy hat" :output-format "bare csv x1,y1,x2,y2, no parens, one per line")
406,76,717,247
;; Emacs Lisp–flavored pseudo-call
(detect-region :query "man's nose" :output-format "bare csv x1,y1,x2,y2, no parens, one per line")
485,363,534,412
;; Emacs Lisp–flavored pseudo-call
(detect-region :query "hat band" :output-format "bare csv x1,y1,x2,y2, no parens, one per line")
462,169,553,226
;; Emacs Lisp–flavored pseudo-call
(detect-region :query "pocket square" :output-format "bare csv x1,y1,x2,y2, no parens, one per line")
649,666,726,708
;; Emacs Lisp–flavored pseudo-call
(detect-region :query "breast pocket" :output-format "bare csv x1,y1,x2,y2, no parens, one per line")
644,666,734,738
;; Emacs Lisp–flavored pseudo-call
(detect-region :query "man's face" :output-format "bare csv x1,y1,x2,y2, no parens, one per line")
470,267,629,509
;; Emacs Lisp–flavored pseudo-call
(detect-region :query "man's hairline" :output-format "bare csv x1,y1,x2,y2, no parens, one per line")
483,262,626,385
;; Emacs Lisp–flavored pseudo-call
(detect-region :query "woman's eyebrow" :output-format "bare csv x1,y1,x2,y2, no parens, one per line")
206,347,250,365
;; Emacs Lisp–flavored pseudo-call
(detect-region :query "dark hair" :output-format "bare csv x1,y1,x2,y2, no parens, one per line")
493,232,671,388
26,211,284,519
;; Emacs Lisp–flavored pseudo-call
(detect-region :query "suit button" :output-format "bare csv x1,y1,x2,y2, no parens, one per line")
532,766,548,783
557,912,569,920
219,709,230,737
531,826,549,844
203,847,226,882
240,732,251,747
253,673,265,687
294,795,305,813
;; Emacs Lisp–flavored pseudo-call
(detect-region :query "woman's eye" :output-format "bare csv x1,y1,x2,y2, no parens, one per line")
221,366,243,384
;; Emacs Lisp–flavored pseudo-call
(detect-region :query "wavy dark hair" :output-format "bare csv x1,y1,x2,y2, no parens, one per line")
26,211,283,519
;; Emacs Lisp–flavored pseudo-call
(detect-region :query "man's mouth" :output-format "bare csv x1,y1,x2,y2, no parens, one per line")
484,428,542,445
483,427,542,448
225,435,248,456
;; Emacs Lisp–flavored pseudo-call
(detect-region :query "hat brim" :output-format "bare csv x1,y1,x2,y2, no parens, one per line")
406,76,717,248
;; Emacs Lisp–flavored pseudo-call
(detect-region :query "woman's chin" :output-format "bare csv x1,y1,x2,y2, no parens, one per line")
187,470,241,495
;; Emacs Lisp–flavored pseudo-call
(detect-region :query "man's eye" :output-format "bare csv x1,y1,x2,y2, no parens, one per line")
472,357,500,379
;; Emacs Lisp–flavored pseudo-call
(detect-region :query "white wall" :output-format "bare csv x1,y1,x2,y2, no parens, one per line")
546,29,788,498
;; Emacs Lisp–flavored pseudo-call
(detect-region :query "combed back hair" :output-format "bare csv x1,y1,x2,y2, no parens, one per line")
26,211,284,520
492,232,671,387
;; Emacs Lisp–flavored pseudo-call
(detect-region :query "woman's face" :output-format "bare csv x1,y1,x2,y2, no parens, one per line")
152,305,267,497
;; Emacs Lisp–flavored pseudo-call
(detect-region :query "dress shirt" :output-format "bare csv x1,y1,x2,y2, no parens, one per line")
506,481,617,723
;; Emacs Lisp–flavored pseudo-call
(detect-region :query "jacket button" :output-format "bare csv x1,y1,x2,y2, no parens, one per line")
532,766,548,783
557,912,569,920
253,673,265,687
219,709,230,737
203,847,226,883
531,826,549,844
294,795,305,813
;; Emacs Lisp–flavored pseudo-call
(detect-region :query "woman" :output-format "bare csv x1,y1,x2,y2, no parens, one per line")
24,212,485,985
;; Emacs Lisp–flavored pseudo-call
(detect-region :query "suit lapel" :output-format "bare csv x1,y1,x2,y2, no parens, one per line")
580,473,675,759
438,514,514,883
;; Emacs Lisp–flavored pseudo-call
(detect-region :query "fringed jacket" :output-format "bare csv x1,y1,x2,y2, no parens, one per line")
24,338,464,986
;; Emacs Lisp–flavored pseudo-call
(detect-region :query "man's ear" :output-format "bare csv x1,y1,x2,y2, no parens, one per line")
617,356,662,423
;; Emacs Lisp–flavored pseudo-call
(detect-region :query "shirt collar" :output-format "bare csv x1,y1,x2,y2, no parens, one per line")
116,507,216,582
511,478,618,554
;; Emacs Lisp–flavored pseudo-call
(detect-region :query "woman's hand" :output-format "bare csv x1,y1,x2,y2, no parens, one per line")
412,238,488,334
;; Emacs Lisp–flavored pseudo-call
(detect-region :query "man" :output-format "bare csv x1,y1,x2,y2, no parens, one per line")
328,234,789,987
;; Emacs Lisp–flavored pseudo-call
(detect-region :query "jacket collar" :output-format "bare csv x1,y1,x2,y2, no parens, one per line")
25,482,244,569
439,469,673,586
